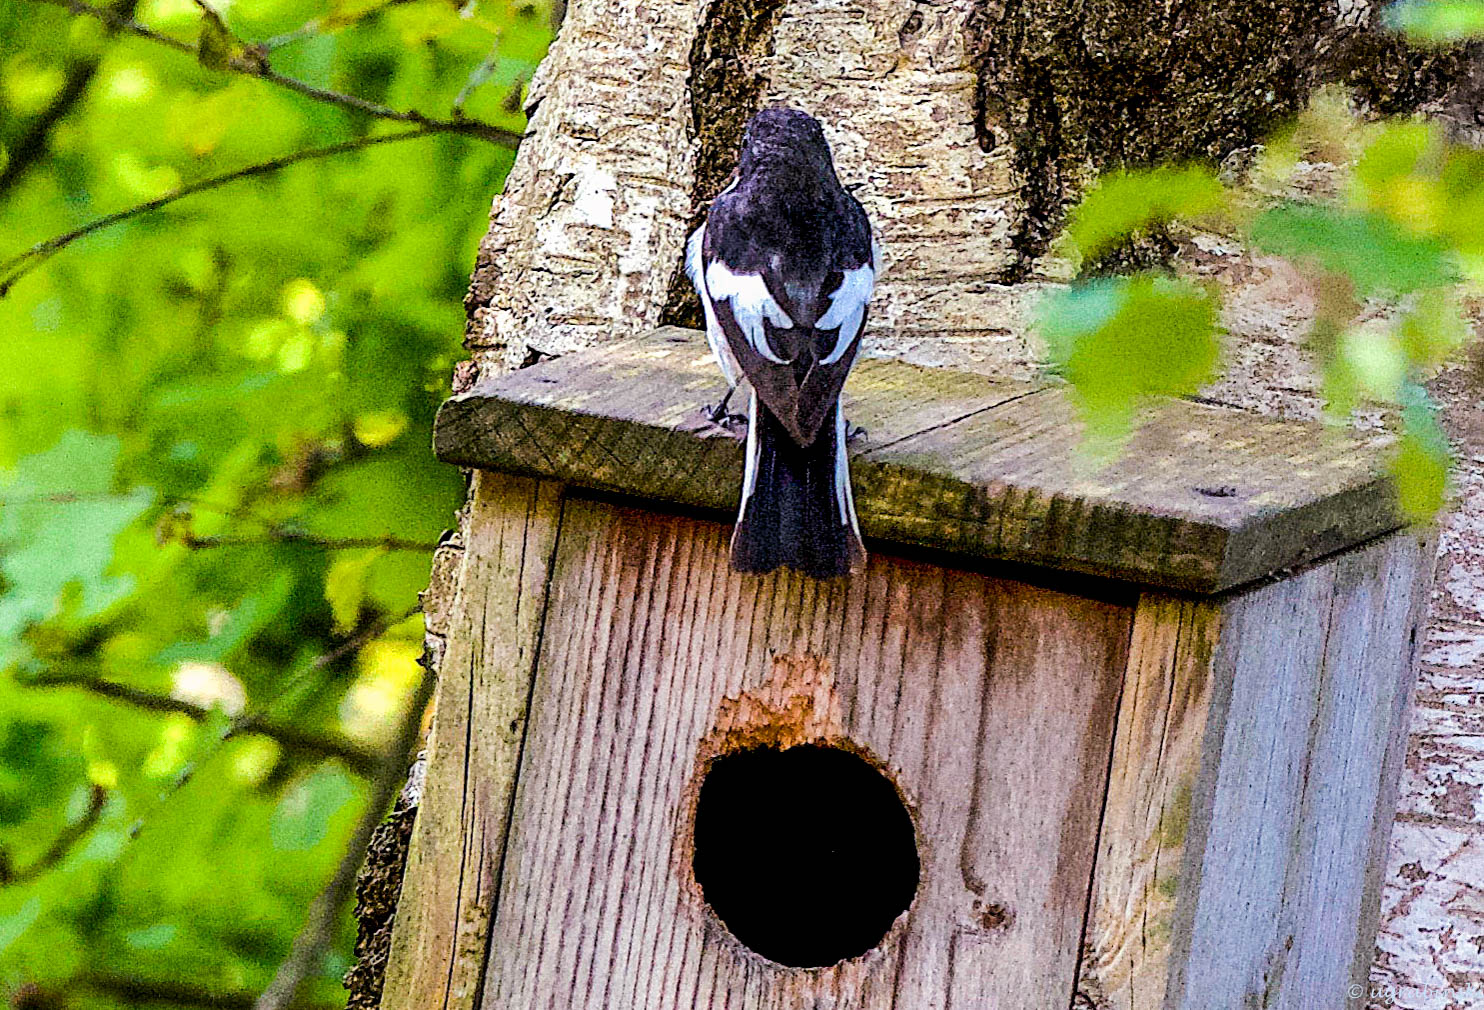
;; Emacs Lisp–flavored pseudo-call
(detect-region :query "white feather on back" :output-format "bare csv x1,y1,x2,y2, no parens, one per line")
704,261,792,364
816,263,874,365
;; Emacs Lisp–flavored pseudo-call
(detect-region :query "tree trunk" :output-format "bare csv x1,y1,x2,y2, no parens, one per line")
350,2,1484,1008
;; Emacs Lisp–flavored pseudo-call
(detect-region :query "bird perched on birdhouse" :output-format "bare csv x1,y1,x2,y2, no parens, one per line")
685,106,877,579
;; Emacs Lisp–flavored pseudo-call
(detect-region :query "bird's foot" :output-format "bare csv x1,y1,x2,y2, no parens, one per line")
845,421,868,444
701,402,748,432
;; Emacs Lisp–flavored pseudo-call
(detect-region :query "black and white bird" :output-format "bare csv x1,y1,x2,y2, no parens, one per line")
685,106,877,578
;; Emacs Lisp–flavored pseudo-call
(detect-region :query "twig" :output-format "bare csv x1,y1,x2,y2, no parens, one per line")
0,129,435,297
0,785,106,886
27,0,523,146
255,653,438,1010
260,0,409,51
305,604,424,673
0,0,140,198
81,971,343,1010
180,530,440,552
118,603,422,834
33,0,195,54
453,37,502,116
24,670,381,774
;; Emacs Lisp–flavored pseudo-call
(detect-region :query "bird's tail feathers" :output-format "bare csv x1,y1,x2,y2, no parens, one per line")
730,393,865,578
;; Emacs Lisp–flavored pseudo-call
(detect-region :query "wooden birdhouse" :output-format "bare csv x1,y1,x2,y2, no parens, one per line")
383,327,1434,1010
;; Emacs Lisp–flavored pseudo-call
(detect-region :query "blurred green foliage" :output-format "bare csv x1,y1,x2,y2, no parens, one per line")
0,0,551,1003
1042,8,1484,519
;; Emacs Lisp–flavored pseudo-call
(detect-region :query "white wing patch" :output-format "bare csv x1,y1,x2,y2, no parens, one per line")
687,224,738,388
705,261,792,364
816,263,874,365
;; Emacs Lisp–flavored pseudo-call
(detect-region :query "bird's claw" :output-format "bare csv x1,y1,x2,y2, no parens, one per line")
701,403,748,432
846,422,868,444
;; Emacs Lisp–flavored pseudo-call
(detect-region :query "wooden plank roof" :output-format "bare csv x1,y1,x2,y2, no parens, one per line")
434,327,1404,592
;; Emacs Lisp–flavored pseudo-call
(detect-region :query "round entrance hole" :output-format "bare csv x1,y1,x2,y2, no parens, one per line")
691,743,919,968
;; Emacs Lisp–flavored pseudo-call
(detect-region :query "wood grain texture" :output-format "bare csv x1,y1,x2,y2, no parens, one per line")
478,495,1132,1009
434,328,1402,593
382,473,564,1010
1160,531,1435,1010
1078,595,1223,1009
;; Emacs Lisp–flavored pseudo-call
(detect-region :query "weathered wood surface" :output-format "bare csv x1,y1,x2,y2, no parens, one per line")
382,473,564,1010
1077,532,1434,1009
1154,531,1434,1010
435,327,1402,594
1078,595,1222,1009
477,495,1131,1009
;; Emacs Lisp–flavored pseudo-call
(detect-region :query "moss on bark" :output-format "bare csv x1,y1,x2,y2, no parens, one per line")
967,0,1476,278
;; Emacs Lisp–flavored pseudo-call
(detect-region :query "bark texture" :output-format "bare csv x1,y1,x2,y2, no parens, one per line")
365,0,1484,1007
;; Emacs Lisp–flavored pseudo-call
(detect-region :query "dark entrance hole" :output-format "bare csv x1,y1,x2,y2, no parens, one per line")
691,743,920,967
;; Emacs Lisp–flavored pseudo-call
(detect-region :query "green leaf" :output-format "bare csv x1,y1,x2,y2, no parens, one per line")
1039,274,1221,443
0,431,154,646
1061,166,1226,267
270,764,356,852
1385,0,1484,42
1251,204,1456,295
1394,382,1452,521
1337,327,1407,401
1394,429,1451,520
1398,290,1472,369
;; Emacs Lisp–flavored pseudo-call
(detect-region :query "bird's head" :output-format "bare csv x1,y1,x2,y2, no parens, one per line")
737,105,837,184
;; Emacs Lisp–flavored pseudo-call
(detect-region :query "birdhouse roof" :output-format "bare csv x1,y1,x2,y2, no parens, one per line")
434,327,1404,593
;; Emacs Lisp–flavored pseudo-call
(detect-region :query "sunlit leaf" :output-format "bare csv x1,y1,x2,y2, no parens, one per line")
1040,275,1221,443
1389,383,1452,520
142,715,198,779
82,726,120,790
1338,326,1407,401
353,409,410,447
1394,430,1451,519
1398,289,1472,368
1060,166,1226,268
325,547,386,633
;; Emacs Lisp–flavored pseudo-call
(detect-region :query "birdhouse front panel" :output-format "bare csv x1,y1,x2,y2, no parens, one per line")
383,330,1435,1010
476,493,1130,1008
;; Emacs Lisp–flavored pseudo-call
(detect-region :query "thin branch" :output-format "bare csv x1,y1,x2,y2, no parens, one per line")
256,655,438,1010
23,670,381,775
0,129,434,297
305,604,424,673
260,0,410,52
0,0,139,198
0,785,106,886
121,604,421,833
81,971,342,1010
33,0,195,54
27,0,523,145
180,530,440,552
453,37,502,116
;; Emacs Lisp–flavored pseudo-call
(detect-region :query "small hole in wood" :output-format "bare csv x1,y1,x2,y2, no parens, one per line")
692,743,919,968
